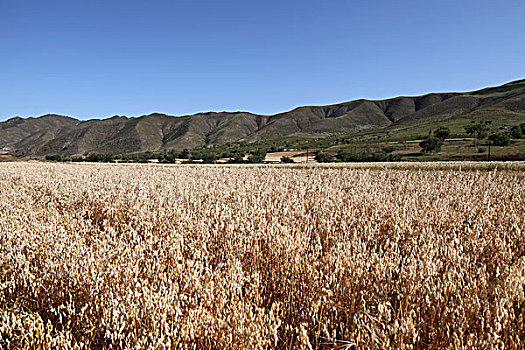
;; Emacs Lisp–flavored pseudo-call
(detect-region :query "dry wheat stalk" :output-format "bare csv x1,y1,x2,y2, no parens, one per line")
0,162,523,349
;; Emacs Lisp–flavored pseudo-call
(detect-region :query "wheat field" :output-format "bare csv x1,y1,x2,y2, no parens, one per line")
0,162,524,349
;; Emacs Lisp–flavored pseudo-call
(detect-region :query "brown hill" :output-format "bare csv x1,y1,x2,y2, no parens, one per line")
1,79,524,157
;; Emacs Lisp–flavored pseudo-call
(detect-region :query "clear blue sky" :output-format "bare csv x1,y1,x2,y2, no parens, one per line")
1,0,524,121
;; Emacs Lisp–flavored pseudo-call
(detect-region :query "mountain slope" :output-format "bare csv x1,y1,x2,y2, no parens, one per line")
1,79,524,157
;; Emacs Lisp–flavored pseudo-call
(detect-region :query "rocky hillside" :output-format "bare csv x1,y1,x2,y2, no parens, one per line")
1,79,524,157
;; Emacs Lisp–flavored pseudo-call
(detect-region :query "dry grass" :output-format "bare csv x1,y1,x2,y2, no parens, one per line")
0,162,524,349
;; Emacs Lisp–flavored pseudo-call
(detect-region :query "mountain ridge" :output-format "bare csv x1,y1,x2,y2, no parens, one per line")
2,79,524,157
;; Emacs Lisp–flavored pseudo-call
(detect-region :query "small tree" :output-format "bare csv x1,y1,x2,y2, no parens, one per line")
247,149,266,163
419,136,443,153
201,153,217,163
164,149,180,163
488,132,511,146
280,156,294,163
180,149,191,159
314,152,334,163
465,121,490,149
510,125,523,139
229,153,246,164
434,126,450,140
45,154,62,162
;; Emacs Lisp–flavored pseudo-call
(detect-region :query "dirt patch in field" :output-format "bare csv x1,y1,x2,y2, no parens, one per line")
265,151,316,163
0,154,16,162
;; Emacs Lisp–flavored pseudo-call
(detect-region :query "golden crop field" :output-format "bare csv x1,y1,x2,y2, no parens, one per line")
0,162,524,349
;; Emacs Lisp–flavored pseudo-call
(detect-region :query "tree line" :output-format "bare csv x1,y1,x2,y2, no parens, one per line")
46,148,268,164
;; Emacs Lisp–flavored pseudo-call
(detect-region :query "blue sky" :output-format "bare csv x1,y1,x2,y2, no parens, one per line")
1,0,524,120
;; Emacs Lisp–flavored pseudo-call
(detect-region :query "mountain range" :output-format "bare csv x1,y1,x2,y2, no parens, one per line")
1,79,524,157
